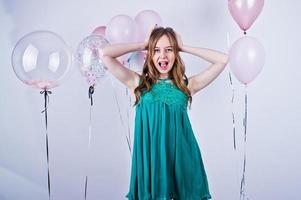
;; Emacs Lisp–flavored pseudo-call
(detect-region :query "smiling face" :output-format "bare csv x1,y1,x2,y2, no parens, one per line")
152,35,175,79
136,27,192,107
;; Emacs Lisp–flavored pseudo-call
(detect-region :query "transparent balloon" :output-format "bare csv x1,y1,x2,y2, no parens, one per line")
11,30,72,90
76,35,109,86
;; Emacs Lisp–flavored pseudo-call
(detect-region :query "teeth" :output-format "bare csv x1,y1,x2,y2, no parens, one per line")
159,61,168,67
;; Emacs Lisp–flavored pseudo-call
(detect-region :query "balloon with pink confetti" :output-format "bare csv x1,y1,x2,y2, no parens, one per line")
11,30,72,90
11,30,73,199
76,35,109,86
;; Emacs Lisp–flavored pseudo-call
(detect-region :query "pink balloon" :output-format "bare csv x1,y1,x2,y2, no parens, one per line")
106,15,137,44
228,0,264,33
135,10,163,42
92,26,106,37
229,36,265,85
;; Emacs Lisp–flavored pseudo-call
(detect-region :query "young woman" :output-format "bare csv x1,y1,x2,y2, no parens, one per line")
100,27,228,200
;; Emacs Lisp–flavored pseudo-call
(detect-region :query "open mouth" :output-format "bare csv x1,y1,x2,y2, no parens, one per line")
159,61,169,70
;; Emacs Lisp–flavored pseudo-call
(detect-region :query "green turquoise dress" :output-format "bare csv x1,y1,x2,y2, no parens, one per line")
126,78,211,200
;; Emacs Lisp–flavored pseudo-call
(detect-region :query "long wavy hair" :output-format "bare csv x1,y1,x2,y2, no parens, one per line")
134,27,192,107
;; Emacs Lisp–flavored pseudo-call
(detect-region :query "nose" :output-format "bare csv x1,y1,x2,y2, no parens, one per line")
159,50,167,58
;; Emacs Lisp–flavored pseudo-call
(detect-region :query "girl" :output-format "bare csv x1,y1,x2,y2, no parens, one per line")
100,27,228,200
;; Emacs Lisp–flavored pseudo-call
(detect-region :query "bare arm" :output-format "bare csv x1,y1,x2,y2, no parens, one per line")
181,45,228,96
99,43,145,91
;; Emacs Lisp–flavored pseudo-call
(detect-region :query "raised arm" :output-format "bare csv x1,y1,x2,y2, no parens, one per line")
176,33,228,95
99,43,145,91
182,45,228,96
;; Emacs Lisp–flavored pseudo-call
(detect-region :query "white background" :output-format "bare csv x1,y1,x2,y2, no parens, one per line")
0,0,300,199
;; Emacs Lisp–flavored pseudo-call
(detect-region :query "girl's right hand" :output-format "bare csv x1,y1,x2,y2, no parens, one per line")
144,24,158,50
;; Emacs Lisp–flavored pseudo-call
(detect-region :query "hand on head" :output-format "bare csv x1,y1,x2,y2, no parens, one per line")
144,24,159,49
175,32,183,51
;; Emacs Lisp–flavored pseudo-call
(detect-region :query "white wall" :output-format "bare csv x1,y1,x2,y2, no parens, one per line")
0,0,300,199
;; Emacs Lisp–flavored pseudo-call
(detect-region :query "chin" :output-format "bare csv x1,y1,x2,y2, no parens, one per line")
156,65,172,74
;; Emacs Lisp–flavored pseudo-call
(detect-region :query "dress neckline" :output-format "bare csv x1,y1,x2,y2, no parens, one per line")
158,77,173,81
156,78,175,86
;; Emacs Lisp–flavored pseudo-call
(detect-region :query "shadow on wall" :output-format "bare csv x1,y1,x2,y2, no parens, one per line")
0,194,6,200
0,0,17,42
0,166,47,199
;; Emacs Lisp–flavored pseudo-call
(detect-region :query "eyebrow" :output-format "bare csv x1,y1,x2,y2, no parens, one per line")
154,46,173,48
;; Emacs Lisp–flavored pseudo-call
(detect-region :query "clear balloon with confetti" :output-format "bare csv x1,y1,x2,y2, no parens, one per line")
76,35,109,86
11,30,73,90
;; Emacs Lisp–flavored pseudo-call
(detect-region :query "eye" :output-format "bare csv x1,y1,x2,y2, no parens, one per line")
154,48,160,53
166,48,173,53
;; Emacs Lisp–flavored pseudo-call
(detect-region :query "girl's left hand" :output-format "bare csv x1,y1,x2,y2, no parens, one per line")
176,33,183,51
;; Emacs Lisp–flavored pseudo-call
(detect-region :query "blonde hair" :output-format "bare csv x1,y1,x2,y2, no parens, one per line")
134,27,192,107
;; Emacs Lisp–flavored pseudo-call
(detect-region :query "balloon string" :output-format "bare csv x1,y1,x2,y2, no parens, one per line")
125,88,132,151
243,86,248,142
110,75,132,155
240,85,249,200
125,61,132,153
84,176,88,200
240,150,247,200
40,89,52,200
229,72,237,150
85,86,94,199
227,32,237,150
123,91,132,153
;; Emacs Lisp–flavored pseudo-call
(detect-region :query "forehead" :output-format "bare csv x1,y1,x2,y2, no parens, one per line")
155,35,172,47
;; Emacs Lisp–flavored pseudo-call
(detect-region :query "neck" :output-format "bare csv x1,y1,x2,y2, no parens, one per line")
159,74,169,79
